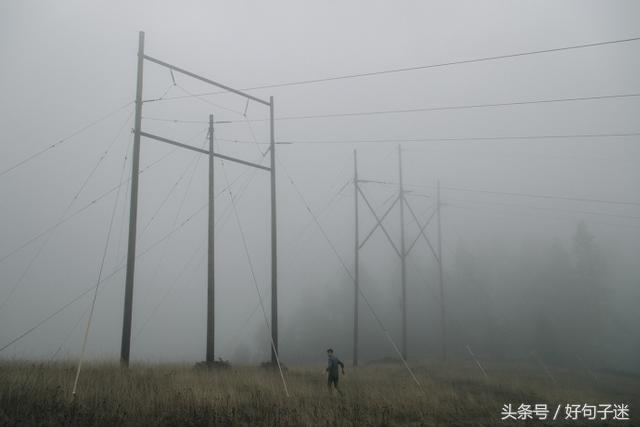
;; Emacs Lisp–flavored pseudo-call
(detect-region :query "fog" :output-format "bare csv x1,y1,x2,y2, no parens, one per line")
0,1,638,374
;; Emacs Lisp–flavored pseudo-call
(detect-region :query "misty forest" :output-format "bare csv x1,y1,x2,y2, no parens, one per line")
0,1,638,426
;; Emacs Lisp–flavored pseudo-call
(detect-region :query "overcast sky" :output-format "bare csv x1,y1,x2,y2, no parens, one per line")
0,1,638,363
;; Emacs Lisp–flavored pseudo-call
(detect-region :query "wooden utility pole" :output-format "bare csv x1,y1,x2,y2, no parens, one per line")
206,114,215,363
120,31,277,368
269,96,279,365
437,180,446,361
121,30,145,366
398,145,407,361
353,149,360,367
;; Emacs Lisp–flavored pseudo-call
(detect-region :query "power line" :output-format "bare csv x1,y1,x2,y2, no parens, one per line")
268,132,640,145
0,101,133,178
0,187,120,265
72,129,128,395
142,117,208,124
154,36,640,99
0,113,133,313
50,145,130,360
0,191,214,354
219,93,640,124
142,81,177,103
0,146,183,266
173,84,245,116
0,286,95,353
359,181,640,208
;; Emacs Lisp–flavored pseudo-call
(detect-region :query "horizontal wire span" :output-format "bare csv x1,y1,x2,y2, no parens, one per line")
152,36,640,100
215,131,640,145
140,92,640,125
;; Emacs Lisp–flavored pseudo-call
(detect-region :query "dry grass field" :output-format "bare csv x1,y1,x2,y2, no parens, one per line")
0,359,637,426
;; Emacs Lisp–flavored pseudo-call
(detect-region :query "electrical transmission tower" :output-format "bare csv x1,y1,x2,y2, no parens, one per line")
352,146,446,366
121,31,279,366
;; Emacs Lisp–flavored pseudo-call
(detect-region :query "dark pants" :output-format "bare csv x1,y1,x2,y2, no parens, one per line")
327,374,343,395
327,374,339,388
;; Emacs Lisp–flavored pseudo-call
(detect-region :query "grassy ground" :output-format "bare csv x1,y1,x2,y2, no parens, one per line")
0,359,637,426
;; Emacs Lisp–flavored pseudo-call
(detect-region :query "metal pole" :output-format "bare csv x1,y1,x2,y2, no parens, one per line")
437,180,446,361
353,149,359,367
120,30,144,366
269,96,278,364
399,145,407,361
206,114,215,363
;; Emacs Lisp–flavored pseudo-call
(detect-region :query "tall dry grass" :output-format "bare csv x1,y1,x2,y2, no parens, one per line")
0,359,637,426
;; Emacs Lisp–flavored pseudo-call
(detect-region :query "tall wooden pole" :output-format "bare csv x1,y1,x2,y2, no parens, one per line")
398,145,407,360
269,96,278,364
121,30,144,366
437,180,446,361
206,114,215,363
353,150,359,367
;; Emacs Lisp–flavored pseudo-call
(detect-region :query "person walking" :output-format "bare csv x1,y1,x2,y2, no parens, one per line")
325,348,345,394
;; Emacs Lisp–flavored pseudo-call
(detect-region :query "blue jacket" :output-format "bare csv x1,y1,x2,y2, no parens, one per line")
327,355,344,377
